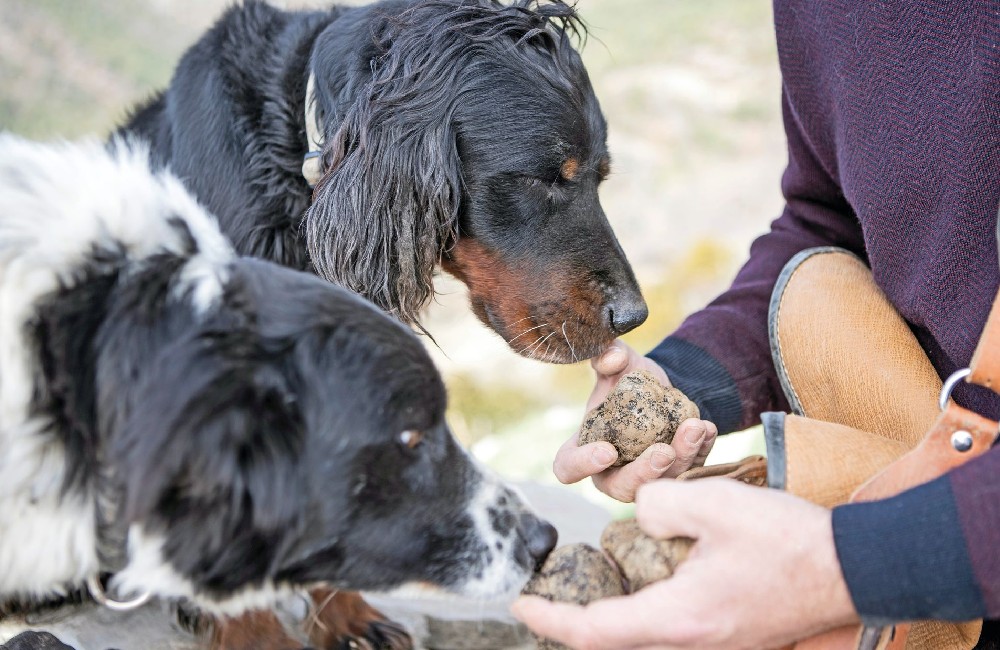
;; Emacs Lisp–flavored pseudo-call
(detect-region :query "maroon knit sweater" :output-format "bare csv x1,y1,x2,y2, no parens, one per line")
647,0,1000,627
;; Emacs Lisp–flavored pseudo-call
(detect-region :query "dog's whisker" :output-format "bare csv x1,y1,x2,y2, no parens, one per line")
516,334,546,356
526,331,557,358
506,315,534,328
517,333,548,356
561,321,578,363
502,316,536,337
541,339,554,363
532,332,557,354
506,323,546,344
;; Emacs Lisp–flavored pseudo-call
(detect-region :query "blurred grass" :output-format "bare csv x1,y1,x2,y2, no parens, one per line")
0,0,199,138
581,0,775,70
30,0,178,86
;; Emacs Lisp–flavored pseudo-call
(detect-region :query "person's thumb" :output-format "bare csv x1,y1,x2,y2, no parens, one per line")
592,340,630,376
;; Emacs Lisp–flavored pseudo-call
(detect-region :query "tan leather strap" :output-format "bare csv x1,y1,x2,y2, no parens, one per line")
850,403,999,503
968,289,1000,390
676,455,767,486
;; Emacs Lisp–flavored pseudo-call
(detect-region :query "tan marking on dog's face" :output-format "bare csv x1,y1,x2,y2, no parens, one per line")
560,158,580,181
441,238,615,362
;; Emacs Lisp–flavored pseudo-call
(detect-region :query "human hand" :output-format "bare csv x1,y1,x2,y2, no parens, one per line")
553,340,718,502
512,479,858,650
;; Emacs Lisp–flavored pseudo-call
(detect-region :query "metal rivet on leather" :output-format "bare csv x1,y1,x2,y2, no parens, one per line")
951,430,974,452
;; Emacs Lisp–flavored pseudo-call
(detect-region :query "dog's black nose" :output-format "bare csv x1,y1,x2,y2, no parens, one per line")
606,294,649,334
521,514,558,568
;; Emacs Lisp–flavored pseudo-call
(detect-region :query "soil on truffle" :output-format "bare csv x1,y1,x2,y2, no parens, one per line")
578,370,700,466
522,544,625,650
600,519,693,592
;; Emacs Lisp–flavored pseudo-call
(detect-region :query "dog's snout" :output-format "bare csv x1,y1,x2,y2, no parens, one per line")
520,514,558,568
606,293,649,335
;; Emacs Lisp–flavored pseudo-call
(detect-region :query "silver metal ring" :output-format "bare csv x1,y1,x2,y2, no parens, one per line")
86,575,151,612
939,368,972,411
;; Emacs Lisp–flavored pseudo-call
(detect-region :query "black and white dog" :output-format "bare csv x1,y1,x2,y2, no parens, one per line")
0,136,555,624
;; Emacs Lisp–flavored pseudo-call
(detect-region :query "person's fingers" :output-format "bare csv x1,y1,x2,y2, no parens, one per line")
554,437,619,484
661,419,712,478
512,596,602,649
592,444,676,502
635,478,746,540
690,420,718,469
585,374,620,412
512,589,703,650
591,340,630,376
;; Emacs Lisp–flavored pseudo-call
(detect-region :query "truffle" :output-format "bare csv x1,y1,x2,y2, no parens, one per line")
578,370,700,466
522,543,625,650
600,519,693,592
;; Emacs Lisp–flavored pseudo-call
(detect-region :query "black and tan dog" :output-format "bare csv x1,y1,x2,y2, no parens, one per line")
120,0,647,363
0,137,556,648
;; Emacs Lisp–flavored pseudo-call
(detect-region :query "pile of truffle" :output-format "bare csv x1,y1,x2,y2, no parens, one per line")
522,371,767,649
522,520,692,650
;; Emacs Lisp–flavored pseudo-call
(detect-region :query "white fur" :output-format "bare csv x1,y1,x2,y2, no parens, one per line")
456,469,536,599
0,136,233,598
112,527,297,616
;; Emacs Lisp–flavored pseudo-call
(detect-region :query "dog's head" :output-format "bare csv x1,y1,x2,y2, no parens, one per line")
305,0,646,362
101,259,556,613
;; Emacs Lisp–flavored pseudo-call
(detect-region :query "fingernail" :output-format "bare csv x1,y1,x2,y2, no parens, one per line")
685,426,706,445
592,446,616,466
651,449,674,471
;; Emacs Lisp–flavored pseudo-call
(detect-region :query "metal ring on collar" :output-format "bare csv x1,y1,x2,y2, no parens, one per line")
86,575,152,612
939,367,972,411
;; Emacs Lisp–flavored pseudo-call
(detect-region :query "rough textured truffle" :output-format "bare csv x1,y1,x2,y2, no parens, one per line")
522,544,625,650
600,519,693,592
578,370,700,466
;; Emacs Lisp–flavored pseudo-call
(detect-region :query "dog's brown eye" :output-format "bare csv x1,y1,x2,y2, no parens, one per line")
560,158,580,181
398,430,423,449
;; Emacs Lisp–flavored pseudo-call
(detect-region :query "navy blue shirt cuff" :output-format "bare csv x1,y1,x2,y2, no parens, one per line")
832,475,985,626
646,336,742,434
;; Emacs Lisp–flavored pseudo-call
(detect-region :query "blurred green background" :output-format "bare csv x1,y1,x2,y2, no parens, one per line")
0,0,785,516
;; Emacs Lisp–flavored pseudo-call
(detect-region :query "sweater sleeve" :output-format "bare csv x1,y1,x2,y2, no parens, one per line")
832,444,1000,624
647,90,866,433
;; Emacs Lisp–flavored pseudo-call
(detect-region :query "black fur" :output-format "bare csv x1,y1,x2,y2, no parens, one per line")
29,251,529,598
1,137,558,648
120,0,647,360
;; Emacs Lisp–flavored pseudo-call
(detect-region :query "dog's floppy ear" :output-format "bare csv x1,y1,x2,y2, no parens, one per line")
304,12,464,326
112,331,306,539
